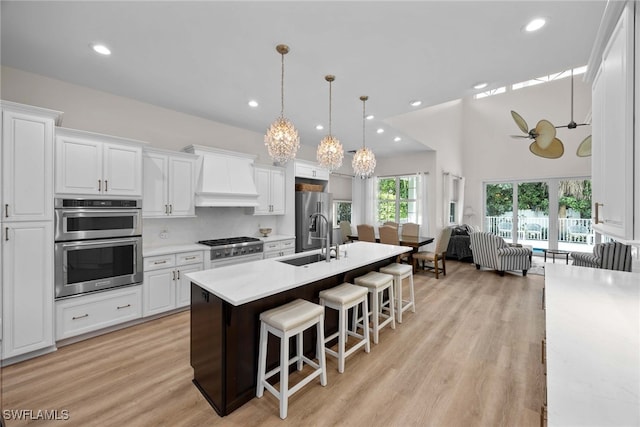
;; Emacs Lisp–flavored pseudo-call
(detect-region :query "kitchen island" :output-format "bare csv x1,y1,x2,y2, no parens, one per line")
186,241,412,416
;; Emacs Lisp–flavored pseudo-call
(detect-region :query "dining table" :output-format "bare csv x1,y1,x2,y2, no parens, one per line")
347,233,434,271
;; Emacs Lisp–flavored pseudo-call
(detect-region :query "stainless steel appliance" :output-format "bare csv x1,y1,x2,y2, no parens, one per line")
198,237,264,268
295,191,332,252
54,198,143,299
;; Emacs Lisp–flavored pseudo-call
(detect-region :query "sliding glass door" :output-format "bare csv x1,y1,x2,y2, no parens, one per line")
484,178,593,253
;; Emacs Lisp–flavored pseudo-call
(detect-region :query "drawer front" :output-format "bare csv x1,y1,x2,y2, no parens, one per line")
56,286,142,340
280,239,295,250
144,254,176,271
176,250,203,266
264,241,281,251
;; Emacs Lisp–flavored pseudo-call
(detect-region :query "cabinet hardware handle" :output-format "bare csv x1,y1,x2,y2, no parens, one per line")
172,270,176,280
177,270,180,279
165,205,168,214
541,339,546,364
169,204,172,214
5,227,8,241
4,204,8,218
117,304,131,310
105,180,108,192
594,202,603,224
154,260,167,265
98,179,102,192
185,256,197,260
72,314,89,320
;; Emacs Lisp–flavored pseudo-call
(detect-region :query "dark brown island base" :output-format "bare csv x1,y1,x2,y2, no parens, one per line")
190,254,401,416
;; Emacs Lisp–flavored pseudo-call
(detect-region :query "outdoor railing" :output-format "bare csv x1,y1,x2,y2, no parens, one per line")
485,216,594,245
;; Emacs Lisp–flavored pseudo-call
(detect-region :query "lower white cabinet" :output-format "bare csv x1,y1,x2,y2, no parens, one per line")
2,221,54,359
263,238,295,259
55,285,142,341
143,250,204,316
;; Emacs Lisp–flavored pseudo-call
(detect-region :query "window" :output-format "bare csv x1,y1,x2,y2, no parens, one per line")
376,175,418,224
333,200,352,227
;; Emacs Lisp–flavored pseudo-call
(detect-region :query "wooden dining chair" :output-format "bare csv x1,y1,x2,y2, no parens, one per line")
401,222,419,238
379,225,410,264
356,224,376,242
383,221,399,229
413,227,453,279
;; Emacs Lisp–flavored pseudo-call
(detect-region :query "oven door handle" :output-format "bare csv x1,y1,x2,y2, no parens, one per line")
57,237,141,249
58,209,141,217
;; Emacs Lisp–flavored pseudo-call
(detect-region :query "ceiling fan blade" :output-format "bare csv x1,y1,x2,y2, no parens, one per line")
530,138,564,159
534,119,556,149
576,135,592,157
511,110,529,134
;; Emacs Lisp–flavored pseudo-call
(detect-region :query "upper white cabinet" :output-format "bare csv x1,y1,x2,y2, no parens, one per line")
589,2,637,241
1,102,61,222
143,148,196,218
294,160,329,181
55,127,143,197
254,165,285,215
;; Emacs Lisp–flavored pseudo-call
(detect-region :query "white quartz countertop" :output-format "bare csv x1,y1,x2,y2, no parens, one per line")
544,264,640,426
186,241,411,306
143,243,209,257
259,234,296,242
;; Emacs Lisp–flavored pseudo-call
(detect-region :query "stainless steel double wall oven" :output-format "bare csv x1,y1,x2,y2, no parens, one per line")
54,198,143,299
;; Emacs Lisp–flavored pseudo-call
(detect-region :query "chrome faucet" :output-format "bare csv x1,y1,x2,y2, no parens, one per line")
309,212,331,262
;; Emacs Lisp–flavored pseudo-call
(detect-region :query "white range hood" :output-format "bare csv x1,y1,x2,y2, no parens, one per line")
182,145,259,207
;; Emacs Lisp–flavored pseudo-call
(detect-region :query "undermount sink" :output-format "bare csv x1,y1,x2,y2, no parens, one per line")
278,253,336,266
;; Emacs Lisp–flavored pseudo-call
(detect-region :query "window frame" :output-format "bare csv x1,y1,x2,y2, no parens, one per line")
375,175,418,225
332,199,352,228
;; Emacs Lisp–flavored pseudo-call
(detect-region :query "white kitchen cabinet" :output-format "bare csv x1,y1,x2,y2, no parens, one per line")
143,148,196,217
55,285,142,341
590,2,636,241
143,250,203,316
1,103,59,221
2,221,54,359
294,159,329,181
55,127,143,197
254,165,285,215
263,238,295,259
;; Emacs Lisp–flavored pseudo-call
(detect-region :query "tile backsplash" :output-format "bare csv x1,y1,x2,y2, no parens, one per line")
142,207,278,248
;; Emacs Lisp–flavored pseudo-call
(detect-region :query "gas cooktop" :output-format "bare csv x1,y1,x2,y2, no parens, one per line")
198,237,264,261
198,237,262,247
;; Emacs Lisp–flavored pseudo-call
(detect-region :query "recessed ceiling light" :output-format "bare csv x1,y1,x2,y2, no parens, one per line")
376,128,384,134
315,124,324,130
366,115,374,120
409,100,422,107
524,18,546,32
90,43,111,56
248,100,259,108
473,82,488,90
394,137,402,142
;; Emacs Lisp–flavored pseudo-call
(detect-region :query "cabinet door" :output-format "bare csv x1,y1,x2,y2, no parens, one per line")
176,264,202,308
254,167,272,214
143,152,169,217
55,135,102,195
103,143,142,196
592,5,634,240
2,110,55,221
270,168,286,214
142,268,176,317
2,221,54,359
168,155,195,217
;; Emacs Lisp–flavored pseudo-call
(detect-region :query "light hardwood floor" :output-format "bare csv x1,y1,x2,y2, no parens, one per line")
2,260,545,426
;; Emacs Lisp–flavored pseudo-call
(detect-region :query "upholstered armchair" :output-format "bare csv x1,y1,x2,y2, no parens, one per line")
571,242,632,272
469,232,532,276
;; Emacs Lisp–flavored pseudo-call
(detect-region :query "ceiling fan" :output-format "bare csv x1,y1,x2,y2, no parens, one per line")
510,70,592,158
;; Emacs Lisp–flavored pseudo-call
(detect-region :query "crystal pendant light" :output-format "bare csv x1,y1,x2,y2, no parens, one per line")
352,96,376,178
316,75,344,172
264,44,300,165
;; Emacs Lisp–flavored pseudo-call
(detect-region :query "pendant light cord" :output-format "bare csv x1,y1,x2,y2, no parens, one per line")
280,52,285,117
328,79,333,135
362,97,366,149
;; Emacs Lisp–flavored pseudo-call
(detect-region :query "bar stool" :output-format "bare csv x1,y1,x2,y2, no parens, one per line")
256,299,327,419
319,283,370,373
379,263,415,323
354,271,396,344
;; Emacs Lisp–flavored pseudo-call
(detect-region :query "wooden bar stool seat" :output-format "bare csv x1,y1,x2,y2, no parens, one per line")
319,283,370,373
256,299,327,419
354,271,396,344
379,263,415,323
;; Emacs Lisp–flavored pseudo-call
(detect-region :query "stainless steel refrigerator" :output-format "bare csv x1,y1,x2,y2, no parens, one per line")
295,191,333,252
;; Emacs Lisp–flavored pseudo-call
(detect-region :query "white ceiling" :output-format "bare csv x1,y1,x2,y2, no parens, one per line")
1,1,607,157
